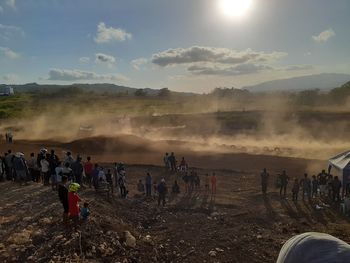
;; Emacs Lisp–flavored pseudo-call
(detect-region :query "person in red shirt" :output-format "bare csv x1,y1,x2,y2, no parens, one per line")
68,183,81,229
211,173,217,195
84,156,93,188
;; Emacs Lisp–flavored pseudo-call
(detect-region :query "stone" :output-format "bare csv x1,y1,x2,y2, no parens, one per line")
208,250,217,257
124,231,136,248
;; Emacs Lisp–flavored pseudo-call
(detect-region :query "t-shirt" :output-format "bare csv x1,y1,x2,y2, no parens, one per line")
84,161,93,174
40,159,49,173
68,192,81,216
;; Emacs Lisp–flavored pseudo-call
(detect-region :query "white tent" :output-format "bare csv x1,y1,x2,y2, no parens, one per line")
328,150,350,189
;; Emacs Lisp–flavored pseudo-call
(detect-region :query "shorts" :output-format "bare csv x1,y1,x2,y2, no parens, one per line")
62,202,69,213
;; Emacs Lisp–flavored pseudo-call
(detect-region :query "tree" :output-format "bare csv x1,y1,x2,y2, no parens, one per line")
158,88,171,97
134,89,147,97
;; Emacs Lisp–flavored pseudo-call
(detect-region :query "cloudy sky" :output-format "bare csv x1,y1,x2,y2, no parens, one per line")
0,0,349,93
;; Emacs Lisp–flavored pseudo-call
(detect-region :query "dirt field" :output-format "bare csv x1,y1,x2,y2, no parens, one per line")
1,137,350,262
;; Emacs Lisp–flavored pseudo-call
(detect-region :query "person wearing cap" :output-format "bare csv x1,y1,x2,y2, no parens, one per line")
157,178,167,207
68,182,81,229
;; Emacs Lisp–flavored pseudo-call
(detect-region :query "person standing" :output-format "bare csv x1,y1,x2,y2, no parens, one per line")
71,156,83,185
279,170,289,198
58,175,69,227
211,172,217,195
84,156,93,188
163,153,170,170
260,168,269,194
157,178,167,206
204,173,210,195
13,152,28,185
169,152,176,172
292,178,300,202
27,153,38,182
49,150,59,190
5,150,14,181
41,154,50,186
145,172,152,197
311,175,319,198
300,173,312,201
332,176,342,202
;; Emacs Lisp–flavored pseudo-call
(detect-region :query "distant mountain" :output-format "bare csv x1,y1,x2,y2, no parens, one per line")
0,83,194,96
244,73,350,92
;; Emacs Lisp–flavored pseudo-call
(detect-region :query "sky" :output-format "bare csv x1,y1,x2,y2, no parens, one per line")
0,0,349,93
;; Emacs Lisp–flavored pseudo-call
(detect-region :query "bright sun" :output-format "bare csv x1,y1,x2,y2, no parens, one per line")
219,0,253,18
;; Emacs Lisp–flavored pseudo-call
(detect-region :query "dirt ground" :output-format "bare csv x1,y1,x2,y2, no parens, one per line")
1,138,350,262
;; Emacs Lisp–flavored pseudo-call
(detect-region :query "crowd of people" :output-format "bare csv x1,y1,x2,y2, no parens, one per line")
260,168,347,204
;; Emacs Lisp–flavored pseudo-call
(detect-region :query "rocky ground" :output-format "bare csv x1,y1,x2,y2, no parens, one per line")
1,164,350,263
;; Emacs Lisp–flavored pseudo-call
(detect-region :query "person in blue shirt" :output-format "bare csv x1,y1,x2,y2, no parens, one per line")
80,202,90,221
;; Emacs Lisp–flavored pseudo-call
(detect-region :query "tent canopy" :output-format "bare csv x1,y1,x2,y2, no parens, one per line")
329,150,350,172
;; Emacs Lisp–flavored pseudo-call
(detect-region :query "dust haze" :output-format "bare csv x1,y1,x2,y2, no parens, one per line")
1,93,349,161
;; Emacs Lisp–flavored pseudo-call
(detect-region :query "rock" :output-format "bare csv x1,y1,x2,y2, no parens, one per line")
179,240,185,244
257,235,263,239
143,235,153,245
7,229,32,245
124,231,136,248
215,248,224,252
210,212,220,217
39,217,52,225
23,217,32,222
208,250,217,257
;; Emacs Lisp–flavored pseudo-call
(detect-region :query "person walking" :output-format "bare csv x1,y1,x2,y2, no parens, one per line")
84,156,93,188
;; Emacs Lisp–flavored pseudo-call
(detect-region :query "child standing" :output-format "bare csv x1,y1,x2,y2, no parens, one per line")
68,183,81,229
80,202,90,221
292,178,300,202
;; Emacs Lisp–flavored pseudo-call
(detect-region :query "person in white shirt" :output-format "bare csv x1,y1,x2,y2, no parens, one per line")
40,154,50,185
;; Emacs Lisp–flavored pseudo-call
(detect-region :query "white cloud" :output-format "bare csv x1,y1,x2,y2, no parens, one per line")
0,24,24,41
94,22,132,44
312,28,335,43
131,58,148,70
0,46,20,59
79,57,90,63
2,73,19,82
151,46,287,67
48,68,128,82
5,0,16,10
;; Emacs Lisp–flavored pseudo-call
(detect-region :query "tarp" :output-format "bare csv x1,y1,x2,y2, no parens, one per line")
329,150,350,171
329,150,350,190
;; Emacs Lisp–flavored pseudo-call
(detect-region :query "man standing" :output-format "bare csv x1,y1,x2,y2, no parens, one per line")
71,156,83,185
58,176,69,227
261,168,269,194
145,172,152,197
300,173,312,201
163,153,170,170
157,178,167,206
84,156,93,188
5,150,14,180
279,170,289,198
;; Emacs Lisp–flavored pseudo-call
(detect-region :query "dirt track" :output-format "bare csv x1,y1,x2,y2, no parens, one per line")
1,137,350,262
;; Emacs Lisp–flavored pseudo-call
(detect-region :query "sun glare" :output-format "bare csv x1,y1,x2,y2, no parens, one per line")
219,0,253,18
